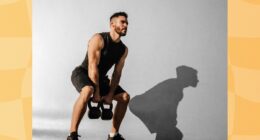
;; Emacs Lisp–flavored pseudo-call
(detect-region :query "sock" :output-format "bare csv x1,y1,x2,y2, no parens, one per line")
109,132,118,137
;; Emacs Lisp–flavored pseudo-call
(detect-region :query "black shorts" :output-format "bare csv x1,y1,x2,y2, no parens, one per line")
71,66,126,96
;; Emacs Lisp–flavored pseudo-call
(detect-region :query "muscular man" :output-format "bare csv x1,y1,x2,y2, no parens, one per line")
68,12,130,140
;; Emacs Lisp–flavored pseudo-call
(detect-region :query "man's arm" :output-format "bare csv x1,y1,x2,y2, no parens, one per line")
87,34,104,98
107,47,128,97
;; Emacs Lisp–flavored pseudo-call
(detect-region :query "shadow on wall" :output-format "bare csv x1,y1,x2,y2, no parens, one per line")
129,65,199,140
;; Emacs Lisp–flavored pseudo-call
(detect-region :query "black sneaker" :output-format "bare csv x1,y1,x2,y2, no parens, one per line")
107,133,125,140
67,132,81,140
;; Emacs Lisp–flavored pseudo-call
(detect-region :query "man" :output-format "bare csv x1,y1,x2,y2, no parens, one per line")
68,12,130,140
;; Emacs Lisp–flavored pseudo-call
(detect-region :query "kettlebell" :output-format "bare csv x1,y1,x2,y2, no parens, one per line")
87,97,101,119
101,101,113,120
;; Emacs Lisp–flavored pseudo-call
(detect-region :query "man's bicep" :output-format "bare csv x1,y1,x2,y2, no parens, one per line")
88,47,100,65
88,34,103,65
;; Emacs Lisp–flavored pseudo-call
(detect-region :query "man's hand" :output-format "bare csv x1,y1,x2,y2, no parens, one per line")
93,89,101,102
102,94,113,104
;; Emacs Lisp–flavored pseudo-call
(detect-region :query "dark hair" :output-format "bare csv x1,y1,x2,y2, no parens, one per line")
110,12,128,21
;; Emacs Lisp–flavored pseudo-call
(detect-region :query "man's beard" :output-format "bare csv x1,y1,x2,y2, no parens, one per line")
115,26,127,36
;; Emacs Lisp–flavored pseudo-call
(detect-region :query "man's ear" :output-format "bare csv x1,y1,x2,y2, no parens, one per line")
110,18,117,28
110,21,114,28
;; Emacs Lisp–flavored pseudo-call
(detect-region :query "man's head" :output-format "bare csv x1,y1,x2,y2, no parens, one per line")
176,65,199,87
110,12,128,36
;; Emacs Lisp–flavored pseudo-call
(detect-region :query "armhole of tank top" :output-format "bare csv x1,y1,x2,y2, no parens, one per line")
105,32,110,47
122,45,126,58
96,33,103,52
115,45,126,64
99,32,109,49
122,43,126,53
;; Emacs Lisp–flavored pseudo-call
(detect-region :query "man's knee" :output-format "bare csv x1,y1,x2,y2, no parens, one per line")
122,92,130,103
80,86,94,102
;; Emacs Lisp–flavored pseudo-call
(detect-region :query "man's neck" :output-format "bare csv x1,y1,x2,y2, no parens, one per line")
109,31,121,43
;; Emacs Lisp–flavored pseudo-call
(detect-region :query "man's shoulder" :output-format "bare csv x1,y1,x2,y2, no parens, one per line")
88,33,105,49
90,33,105,43
96,32,110,39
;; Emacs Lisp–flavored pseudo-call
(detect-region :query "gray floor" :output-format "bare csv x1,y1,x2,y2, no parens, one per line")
33,109,155,140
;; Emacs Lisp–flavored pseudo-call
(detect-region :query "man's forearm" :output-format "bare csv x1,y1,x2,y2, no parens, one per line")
88,65,100,90
108,72,121,96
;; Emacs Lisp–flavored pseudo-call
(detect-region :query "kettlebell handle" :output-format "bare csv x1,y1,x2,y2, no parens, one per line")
100,100,113,110
88,97,101,108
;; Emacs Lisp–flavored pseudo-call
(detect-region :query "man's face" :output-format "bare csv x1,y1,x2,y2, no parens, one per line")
111,16,128,36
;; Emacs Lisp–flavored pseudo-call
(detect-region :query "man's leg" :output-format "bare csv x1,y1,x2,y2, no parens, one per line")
110,92,130,133
70,86,94,132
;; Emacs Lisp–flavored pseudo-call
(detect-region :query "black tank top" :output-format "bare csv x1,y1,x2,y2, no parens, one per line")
79,32,126,78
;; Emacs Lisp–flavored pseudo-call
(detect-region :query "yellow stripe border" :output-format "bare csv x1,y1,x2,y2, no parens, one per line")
228,0,260,139
0,0,32,139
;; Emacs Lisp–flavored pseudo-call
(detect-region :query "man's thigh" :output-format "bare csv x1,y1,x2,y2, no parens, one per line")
99,77,126,97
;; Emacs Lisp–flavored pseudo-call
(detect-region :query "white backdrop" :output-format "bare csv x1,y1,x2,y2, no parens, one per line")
33,0,227,139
